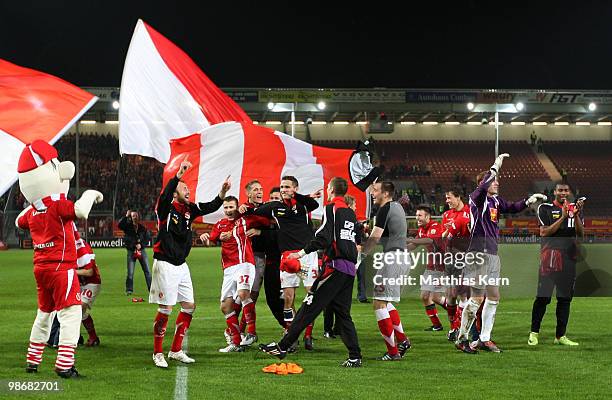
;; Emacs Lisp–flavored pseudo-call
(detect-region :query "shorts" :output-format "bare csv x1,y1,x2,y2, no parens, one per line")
220,262,256,301
252,253,265,293
34,268,82,313
149,260,194,306
372,251,412,302
420,269,446,293
280,252,318,289
463,252,501,290
80,283,101,307
537,258,576,298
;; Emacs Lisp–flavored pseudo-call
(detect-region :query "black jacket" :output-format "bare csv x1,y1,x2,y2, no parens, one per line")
118,216,150,251
153,177,223,265
249,193,319,253
304,198,358,263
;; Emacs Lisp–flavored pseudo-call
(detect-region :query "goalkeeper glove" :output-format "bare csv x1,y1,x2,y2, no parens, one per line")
526,193,547,206
490,153,510,175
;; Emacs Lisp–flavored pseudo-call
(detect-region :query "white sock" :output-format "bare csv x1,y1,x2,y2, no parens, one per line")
458,298,480,341
479,299,499,342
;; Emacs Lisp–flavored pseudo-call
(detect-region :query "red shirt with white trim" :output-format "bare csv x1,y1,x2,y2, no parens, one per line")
73,223,101,285
442,204,471,251
417,220,445,271
209,216,261,269
17,194,77,271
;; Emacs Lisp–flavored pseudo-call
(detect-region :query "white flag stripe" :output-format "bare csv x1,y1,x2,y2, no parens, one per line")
119,20,209,163
0,130,30,196
276,132,325,215
197,122,245,222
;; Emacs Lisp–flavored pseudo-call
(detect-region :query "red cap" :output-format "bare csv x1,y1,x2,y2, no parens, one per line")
18,140,58,173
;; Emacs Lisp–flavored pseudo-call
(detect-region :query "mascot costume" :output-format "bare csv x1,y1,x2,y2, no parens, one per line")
15,140,102,378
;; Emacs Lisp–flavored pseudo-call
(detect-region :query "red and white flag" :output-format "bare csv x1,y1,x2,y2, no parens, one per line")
162,122,368,221
119,20,251,163
0,59,97,196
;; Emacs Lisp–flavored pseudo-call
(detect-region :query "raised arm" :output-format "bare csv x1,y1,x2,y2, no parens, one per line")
294,192,321,212
156,176,180,220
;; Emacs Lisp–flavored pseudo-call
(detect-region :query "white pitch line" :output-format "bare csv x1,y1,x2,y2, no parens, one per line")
173,333,189,400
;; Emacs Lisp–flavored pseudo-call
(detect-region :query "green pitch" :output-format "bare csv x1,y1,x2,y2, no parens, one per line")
1,246,611,400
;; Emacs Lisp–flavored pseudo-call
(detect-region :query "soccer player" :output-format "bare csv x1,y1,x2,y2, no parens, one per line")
362,181,411,361
262,187,285,327
150,160,230,368
407,205,446,332
455,153,546,354
259,177,363,367
73,224,102,347
241,176,321,351
201,196,268,351
529,183,584,346
441,189,471,341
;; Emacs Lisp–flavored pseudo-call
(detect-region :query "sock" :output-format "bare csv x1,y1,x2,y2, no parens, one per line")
304,323,314,338
81,315,98,340
171,309,194,352
387,303,407,342
153,309,171,354
242,298,256,335
55,345,76,371
283,308,294,329
375,308,398,355
439,297,448,310
458,299,480,341
225,311,241,345
446,304,457,328
476,301,485,333
27,342,45,365
425,304,442,327
479,299,498,342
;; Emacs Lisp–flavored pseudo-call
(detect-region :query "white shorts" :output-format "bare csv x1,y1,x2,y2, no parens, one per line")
252,253,265,293
220,262,256,301
280,252,318,289
149,260,194,306
420,270,446,293
80,283,101,307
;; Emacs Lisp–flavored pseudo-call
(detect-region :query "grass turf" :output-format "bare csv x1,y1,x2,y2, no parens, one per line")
0,245,611,400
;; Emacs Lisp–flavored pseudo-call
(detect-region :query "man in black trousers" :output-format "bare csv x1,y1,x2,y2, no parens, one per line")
118,210,152,295
260,177,362,367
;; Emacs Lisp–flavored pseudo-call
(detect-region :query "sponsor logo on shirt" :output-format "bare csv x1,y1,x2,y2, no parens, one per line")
32,210,47,216
489,207,498,222
33,242,55,250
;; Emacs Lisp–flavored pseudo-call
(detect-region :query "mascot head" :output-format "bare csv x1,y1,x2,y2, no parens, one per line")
17,140,74,203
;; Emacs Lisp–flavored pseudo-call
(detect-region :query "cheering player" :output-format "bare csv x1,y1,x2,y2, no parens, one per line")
529,183,583,346
150,160,230,368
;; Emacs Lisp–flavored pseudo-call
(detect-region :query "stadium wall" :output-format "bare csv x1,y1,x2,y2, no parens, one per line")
67,123,612,143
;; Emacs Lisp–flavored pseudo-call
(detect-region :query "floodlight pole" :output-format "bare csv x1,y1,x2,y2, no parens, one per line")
494,109,499,157
291,102,296,137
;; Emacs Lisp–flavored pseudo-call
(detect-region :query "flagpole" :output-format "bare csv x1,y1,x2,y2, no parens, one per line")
291,102,296,137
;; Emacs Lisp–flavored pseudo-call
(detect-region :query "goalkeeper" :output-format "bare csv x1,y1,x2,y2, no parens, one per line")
455,153,547,354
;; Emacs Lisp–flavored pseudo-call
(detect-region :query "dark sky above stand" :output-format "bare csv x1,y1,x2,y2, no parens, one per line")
1,1,611,89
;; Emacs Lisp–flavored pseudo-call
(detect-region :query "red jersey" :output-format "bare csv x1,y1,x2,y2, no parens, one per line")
442,204,471,251
209,216,266,269
417,220,444,271
17,194,77,271
73,223,101,285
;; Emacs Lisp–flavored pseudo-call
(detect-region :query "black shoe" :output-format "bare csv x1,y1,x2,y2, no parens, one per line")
398,339,412,357
377,352,402,361
55,366,83,379
126,291,133,296
358,298,370,303
424,325,444,332
287,340,299,354
447,329,458,342
304,336,313,351
259,342,287,360
323,331,336,339
78,335,84,345
25,363,38,373
341,358,362,368
455,340,478,354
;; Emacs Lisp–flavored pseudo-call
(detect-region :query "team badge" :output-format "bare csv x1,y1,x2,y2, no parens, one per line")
185,212,190,220
489,207,498,222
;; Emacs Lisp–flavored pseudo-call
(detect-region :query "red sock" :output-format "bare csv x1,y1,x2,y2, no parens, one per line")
171,311,193,352
27,342,45,365
425,304,442,327
153,311,169,354
55,345,75,371
375,308,398,355
454,306,463,330
225,312,241,345
242,299,256,335
304,323,314,338
446,304,457,327
387,304,407,342
476,301,484,333
82,315,98,340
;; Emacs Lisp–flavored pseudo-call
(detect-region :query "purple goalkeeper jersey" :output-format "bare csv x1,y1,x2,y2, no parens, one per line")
468,170,527,255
